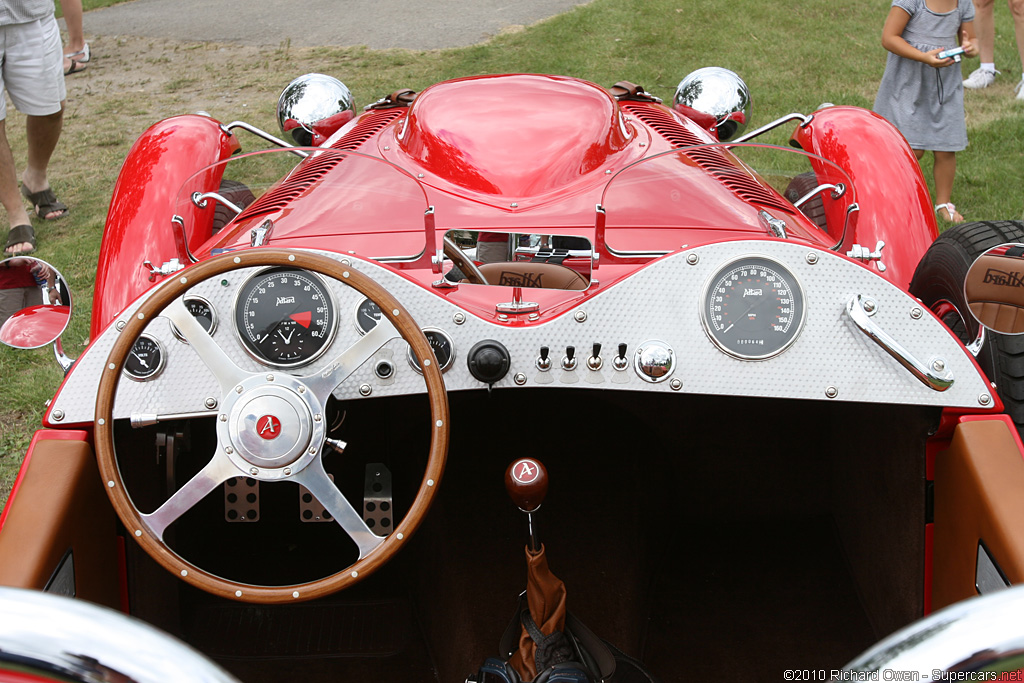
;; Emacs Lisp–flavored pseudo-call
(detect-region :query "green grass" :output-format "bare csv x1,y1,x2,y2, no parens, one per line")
3,0,1023,502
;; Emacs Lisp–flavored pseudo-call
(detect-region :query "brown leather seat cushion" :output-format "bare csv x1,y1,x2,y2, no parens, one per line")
477,261,588,290
965,252,1024,333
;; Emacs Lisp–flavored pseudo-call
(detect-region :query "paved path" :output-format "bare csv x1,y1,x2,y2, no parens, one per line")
82,0,590,50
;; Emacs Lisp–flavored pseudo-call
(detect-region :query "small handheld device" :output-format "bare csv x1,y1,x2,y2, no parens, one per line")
938,46,966,62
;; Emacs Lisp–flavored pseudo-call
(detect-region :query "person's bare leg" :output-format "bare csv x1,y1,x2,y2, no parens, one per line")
933,151,963,222
976,0,996,62
60,0,85,54
0,121,35,254
1011,0,1024,89
21,104,66,220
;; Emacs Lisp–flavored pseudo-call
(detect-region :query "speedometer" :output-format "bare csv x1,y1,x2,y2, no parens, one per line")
234,268,336,367
700,256,805,360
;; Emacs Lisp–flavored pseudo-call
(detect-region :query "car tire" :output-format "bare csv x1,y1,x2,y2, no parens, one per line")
212,179,255,233
784,171,828,232
910,220,1024,434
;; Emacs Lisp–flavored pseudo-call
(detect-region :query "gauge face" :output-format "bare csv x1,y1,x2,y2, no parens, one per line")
407,329,455,374
124,334,165,381
355,298,383,335
701,256,805,360
170,296,218,343
234,268,336,367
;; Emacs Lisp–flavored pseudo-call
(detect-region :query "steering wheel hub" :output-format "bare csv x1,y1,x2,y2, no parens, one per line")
219,375,324,476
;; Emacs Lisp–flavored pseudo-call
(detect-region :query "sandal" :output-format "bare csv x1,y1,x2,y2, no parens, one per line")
21,185,69,220
935,202,964,223
3,224,37,256
64,42,90,63
64,58,87,76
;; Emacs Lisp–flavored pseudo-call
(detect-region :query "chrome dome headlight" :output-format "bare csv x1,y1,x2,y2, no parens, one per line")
276,74,355,146
674,67,751,141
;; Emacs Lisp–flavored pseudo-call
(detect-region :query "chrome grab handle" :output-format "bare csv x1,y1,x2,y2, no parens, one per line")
847,293,954,391
793,182,845,209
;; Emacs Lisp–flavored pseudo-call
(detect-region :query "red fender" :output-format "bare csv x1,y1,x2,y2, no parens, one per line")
91,115,239,337
791,106,938,289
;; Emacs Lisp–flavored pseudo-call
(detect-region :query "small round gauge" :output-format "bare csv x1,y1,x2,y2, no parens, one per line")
407,329,455,374
123,334,166,381
355,298,383,335
170,296,218,343
701,255,805,360
234,268,336,367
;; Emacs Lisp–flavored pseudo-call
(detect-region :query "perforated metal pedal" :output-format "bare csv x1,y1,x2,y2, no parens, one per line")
364,463,393,535
224,477,260,522
298,473,335,523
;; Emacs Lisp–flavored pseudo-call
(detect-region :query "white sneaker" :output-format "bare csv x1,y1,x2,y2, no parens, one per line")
963,67,998,89
1016,79,1024,101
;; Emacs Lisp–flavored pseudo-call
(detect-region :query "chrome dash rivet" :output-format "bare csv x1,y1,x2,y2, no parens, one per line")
514,373,527,385
359,384,372,396
670,379,683,391
341,259,351,266
911,307,923,319
52,409,64,421
825,386,839,399
686,253,699,265
932,359,946,373
806,253,819,265
116,320,126,330
980,393,993,406
574,310,588,323
205,397,217,409
862,299,877,315
453,312,466,325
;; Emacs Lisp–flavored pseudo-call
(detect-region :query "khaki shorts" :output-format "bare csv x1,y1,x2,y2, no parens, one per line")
0,15,66,120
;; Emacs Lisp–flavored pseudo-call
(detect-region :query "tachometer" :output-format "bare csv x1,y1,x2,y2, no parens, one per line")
701,256,805,360
234,268,336,367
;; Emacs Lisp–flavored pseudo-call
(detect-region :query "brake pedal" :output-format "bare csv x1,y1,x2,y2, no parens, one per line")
364,463,393,536
299,473,335,523
225,477,260,522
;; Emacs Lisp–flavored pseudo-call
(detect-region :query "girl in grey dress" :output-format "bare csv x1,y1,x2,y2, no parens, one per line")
874,0,978,222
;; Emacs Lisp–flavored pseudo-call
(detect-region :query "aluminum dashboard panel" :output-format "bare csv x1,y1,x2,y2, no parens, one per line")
49,242,996,426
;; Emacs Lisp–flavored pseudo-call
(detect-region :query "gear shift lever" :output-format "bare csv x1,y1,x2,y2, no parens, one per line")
505,458,548,553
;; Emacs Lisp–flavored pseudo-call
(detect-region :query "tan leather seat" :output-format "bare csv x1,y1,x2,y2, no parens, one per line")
965,251,1024,334
477,261,588,290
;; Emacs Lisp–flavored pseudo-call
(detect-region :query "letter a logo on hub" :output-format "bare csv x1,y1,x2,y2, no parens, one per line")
257,415,281,440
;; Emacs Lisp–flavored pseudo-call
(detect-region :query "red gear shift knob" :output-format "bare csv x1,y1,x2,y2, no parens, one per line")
505,458,548,512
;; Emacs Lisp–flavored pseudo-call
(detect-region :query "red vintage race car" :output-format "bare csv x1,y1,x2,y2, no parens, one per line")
2,69,1024,683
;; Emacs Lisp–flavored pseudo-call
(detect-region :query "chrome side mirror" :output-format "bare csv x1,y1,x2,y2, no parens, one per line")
0,256,72,350
276,73,355,146
674,67,752,141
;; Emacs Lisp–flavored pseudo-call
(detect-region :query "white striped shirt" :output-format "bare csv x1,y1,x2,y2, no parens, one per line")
0,0,55,26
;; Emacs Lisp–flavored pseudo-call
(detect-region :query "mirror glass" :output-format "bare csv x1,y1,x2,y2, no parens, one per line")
0,256,72,349
965,243,1024,335
442,230,592,290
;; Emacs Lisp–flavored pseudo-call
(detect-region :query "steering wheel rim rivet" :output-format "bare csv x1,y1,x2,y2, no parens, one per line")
137,313,145,320
233,257,241,264
179,277,188,284
427,479,435,487
396,532,404,540
292,591,300,598
436,420,443,427
235,590,243,597
181,570,188,577
393,309,400,316
108,363,116,370
107,481,115,488
424,358,431,367
98,418,105,425
351,571,358,578
288,255,295,262
343,271,350,278
135,530,142,537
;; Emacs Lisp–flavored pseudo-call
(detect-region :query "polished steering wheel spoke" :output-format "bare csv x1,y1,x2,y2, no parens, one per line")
163,297,249,393
292,463,385,559
140,450,239,541
304,317,400,400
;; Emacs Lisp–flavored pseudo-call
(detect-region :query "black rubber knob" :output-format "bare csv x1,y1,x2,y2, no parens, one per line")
539,346,549,361
467,340,511,385
618,343,627,359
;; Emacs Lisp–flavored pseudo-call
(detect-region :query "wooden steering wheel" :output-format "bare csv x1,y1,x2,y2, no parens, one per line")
95,249,449,604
